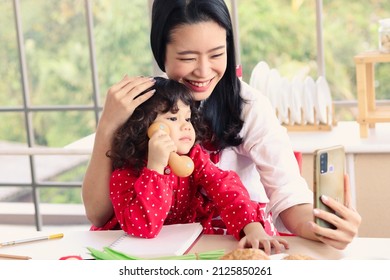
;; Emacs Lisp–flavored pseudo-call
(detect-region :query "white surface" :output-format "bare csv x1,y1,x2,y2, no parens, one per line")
109,223,203,258
278,77,290,124
290,77,304,124
302,76,316,124
249,60,270,95
1,230,390,260
288,121,390,154
342,238,390,260
0,230,122,260
266,68,282,109
315,76,332,124
0,223,203,260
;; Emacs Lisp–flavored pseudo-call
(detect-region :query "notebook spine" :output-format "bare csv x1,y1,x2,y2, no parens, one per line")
108,234,127,248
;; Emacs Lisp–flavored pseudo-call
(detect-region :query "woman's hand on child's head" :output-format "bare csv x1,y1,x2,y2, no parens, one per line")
99,76,155,134
239,222,289,255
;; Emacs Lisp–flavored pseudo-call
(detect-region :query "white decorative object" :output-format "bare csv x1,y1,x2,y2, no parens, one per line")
249,61,270,95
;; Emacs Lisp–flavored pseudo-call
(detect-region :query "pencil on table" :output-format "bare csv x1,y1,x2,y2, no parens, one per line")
0,233,64,247
0,253,31,260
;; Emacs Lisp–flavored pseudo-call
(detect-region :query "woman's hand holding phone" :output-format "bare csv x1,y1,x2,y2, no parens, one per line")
313,145,345,229
312,174,362,250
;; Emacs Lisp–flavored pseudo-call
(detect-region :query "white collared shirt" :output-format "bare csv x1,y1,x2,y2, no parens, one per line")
215,81,313,233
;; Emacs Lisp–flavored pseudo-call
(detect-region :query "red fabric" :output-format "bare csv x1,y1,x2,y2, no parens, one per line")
294,151,302,174
93,144,278,239
236,64,243,78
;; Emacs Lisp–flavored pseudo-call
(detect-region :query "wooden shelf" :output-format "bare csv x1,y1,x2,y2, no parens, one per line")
354,51,390,137
281,105,334,132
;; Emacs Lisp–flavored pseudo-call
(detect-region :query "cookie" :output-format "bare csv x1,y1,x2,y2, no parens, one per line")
220,248,270,260
282,254,315,260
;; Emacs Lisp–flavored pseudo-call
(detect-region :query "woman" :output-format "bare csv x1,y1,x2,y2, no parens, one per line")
82,0,360,250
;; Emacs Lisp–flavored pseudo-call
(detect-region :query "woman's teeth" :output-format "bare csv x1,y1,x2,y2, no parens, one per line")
188,80,209,87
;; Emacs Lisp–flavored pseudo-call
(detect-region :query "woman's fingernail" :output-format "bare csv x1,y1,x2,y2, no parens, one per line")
321,195,329,202
313,209,320,215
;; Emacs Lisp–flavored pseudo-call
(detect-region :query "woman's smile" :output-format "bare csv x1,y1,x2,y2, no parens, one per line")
184,78,214,92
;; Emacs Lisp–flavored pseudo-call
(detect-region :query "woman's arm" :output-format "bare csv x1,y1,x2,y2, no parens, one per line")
279,203,319,241
82,76,155,227
190,145,288,254
82,128,115,227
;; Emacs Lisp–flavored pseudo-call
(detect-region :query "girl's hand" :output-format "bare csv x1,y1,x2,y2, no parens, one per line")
310,175,362,249
147,128,176,174
238,222,289,255
97,75,156,135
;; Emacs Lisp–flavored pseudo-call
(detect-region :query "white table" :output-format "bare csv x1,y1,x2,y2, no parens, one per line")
1,230,389,260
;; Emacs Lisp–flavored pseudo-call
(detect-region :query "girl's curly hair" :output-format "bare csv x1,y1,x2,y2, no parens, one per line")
107,77,209,174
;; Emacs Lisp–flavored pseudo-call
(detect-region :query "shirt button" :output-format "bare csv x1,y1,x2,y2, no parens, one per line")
164,168,171,175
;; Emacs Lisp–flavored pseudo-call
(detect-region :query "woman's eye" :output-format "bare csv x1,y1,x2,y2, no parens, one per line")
211,53,224,58
185,118,191,122
179,57,195,61
167,117,177,121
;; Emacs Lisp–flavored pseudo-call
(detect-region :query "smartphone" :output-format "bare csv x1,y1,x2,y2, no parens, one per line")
313,145,345,229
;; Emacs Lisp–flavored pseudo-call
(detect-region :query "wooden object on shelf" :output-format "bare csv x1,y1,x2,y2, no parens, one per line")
281,105,335,132
354,51,390,138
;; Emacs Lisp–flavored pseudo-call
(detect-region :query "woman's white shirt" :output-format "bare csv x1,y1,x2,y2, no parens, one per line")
216,81,313,233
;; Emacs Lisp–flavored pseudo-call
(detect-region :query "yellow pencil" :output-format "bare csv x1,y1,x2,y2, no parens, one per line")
0,233,64,247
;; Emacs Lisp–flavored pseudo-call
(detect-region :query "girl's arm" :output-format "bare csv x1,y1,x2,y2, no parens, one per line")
191,145,287,252
194,155,288,254
110,168,173,238
82,76,155,227
238,222,289,255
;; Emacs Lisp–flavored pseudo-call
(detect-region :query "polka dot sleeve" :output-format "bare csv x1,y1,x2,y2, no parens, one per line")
190,145,263,240
109,167,173,238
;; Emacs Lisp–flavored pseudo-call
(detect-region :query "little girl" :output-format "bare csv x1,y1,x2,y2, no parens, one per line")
99,77,287,254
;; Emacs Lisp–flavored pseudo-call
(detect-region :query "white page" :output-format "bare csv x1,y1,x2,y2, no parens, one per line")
109,223,203,258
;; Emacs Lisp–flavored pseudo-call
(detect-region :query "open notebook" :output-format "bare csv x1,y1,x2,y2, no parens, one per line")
107,223,203,258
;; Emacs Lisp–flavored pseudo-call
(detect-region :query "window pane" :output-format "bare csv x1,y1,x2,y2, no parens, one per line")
238,0,390,121
20,0,93,106
0,0,23,107
0,112,26,142
92,0,153,103
31,111,96,147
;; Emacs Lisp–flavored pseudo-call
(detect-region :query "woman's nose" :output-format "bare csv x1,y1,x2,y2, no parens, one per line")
194,57,211,77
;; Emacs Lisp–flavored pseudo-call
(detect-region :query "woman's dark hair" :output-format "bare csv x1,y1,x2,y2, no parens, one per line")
107,77,208,173
150,0,244,150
